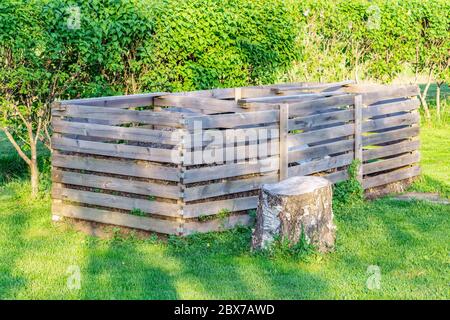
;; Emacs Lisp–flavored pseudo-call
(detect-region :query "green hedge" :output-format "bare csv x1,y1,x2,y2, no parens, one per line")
1,0,449,98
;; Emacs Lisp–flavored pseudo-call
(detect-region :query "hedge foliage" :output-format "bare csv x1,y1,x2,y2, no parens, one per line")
0,0,449,99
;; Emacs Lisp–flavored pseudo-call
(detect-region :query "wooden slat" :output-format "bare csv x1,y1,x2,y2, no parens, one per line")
288,94,354,117
52,202,180,234
53,119,180,145
363,152,420,175
52,104,182,127
154,95,242,113
279,104,289,180
183,196,258,218
184,174,278,201
184,156,279,183
183,214,253,235
288,153,354,177
362,98,419,118
363,165,421,189
52,153,180,182
354,95,363,181
53,187,179,217
289,139,354,163
52,169,180,199
60,92,167,108
324,170,349,184
363,140,420,161
362,112,419,132
344,84,419,105
184,140,279,165
238,91,343,104
363,126,419,146
272,80,354,93
52,136,180,164
287,123,354,147
184,110,279,130
288,109,354,131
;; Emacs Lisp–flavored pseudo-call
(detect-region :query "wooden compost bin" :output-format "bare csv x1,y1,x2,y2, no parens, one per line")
51,81,421,235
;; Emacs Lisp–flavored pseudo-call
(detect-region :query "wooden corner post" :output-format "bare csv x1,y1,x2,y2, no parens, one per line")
354,95,363,182
279,104,289,181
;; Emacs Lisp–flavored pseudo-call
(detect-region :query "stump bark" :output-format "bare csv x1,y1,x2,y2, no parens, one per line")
251,176,336,252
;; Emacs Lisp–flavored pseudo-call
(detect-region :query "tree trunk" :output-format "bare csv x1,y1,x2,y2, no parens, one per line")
419,71,433,121
30,142,39,199
252,176,336,252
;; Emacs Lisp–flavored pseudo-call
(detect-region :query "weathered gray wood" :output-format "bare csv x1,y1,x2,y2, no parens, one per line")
363,152,420,175
279,104,289,180
288,109,354,131
363,140,420,161
362,98,419,118
362,112,419,132
53,186,180,217
238,91,343,104
52,136,180,164
52,202,180,234
344,84,419,105
183,156,279,183
354,95,363,181
59,92,167,108
288,94,354,117
52,152,180,182
287,123,354,147
183,214,253,235
363,165,421,189
52,104,182,127
184,110,279,130
183,196,258,218
52,169,180,199
53,119,180,145
289,139,354,163
184,140,279,165
324,170,349,184
362,126,419,146
184,174,278,202
154,95,242,113
288,153,354,177
272,80,354,93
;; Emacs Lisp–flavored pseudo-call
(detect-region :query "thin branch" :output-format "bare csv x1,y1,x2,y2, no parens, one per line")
1,127,31,166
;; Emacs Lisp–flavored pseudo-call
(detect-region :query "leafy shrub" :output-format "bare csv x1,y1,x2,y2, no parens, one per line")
333,160,364,210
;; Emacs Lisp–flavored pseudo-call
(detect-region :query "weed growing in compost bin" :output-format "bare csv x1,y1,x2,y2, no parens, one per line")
130,208,146,217
257,229,316,260
333,160,364,210
148,195,156,201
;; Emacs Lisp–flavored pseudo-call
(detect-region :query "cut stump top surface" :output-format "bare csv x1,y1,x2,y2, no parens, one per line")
262,176,330,196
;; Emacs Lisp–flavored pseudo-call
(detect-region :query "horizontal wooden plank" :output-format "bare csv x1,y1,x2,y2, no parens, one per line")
52,202,180,235
323,170,349,184
59,92,167,108
289,139,354,163
184,174,278,201
362,112,419,132
154,95,241,113
288,123,354,147
288,109,354,131
362,126,419,147
52,104,182,127
53,119,180,145
238,91,343,104
288,153,354,177
272,80,354,93
184,156,279,184
52,169,180,200
363,140,420,161
183,196,258,218
183,214,253,235
345,85,419,106
362,98,419,118
53,187,180,217
184,140,279,165
185,110,279,130
52,136,180,164
363,152,420,175
52,153,180,182
288,94,355,117
363,165,421,189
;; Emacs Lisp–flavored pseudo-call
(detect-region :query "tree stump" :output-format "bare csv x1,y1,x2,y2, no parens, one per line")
251,176,336,252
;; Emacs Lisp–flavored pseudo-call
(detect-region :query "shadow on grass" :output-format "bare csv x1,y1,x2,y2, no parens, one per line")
408,175,450,199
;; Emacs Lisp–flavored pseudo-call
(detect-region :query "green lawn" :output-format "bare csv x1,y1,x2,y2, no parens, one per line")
0,113,449,299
